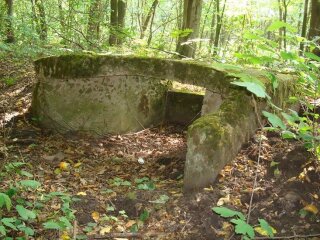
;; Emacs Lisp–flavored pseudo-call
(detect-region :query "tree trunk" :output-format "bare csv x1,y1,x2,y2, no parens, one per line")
109,0,118,45
5,0,14,43
140,0,159,39
282,0,290,51
278,0,283,50
300,0,309,53
208,1,216,52
213,0,226,56
309,0,320,56
30,0,39,33
147,0,158,45
199,0,214,53
176,0,203,58
35,0,47,41
58,0,66,37
109,0,126,45
87,0,103,42
117,0,126,44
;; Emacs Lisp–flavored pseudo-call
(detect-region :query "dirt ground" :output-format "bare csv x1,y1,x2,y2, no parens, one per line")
1,57,320,240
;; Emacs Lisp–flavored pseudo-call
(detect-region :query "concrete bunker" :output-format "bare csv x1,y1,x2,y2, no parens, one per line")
32,54,296,191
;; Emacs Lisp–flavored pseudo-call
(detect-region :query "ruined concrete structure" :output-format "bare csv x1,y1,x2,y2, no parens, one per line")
32,54,295,191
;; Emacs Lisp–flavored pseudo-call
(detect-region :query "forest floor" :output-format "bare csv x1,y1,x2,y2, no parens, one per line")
1,56,320,240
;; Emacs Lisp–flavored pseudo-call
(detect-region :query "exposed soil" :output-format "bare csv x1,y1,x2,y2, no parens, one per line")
1,56,320,240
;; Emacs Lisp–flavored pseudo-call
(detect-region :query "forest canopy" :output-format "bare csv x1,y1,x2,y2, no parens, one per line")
0,0,319,61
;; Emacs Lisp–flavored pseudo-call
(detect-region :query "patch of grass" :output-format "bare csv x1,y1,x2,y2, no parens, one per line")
1,76,17,86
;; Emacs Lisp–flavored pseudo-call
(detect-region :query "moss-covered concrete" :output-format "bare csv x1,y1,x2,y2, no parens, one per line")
32,54,297,192
184,75,296,192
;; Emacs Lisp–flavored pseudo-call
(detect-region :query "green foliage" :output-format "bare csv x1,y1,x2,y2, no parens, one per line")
16,205,36,220
1,77,17,86
262,111,286,130
110,177,132,187
259,219,274,237
231,81,269,99
0,193,12,211
267,20,296,32
149,194,169,204
171,29,193,38
19,180,41,189
233,21,320,160
0,162,75,238
212,207,245,220
212,206,275,239
135,177,155,190
230,218,255,239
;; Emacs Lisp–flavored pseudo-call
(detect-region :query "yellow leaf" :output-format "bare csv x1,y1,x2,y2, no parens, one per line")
77,192,87,196
60,231,70,240
204,186,214,191
59,162,69,171
100,226,112,235
254,226,277,236
92,211,100,221
303,204,319,214
125,220,136,228
217,194,230,206
222,221,232,231
74,162,82,168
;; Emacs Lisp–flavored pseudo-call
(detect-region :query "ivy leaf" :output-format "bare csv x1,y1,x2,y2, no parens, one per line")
281,130,296,139
1,218,17,230
258,219,275,237
212,207,245,220
59,216,72,228
230,218,255,239
20,170,33,178
19,180,41,189
0,193,12,211
137,181,155,190
231,81,269,99
16,205,36,220
262,111,286,130
43,220,63,230
0,225,6,235
17,225,34,236
149,195,169,204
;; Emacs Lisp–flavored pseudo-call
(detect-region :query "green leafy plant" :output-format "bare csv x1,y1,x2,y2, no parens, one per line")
233,22,320,160
1,76,17,86
0,162,75,239
109,177,132,187
212,207,275,239
135,177,155,191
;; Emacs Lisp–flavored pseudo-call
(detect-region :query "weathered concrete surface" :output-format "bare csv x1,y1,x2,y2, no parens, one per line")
32,54,296,192
32,55,228,134
184,72,296,191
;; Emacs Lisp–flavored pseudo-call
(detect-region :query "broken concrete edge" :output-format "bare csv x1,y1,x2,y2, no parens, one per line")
183,73,297,192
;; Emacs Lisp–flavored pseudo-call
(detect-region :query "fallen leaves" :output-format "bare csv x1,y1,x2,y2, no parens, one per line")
91,211,100,222
303,204,319,215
